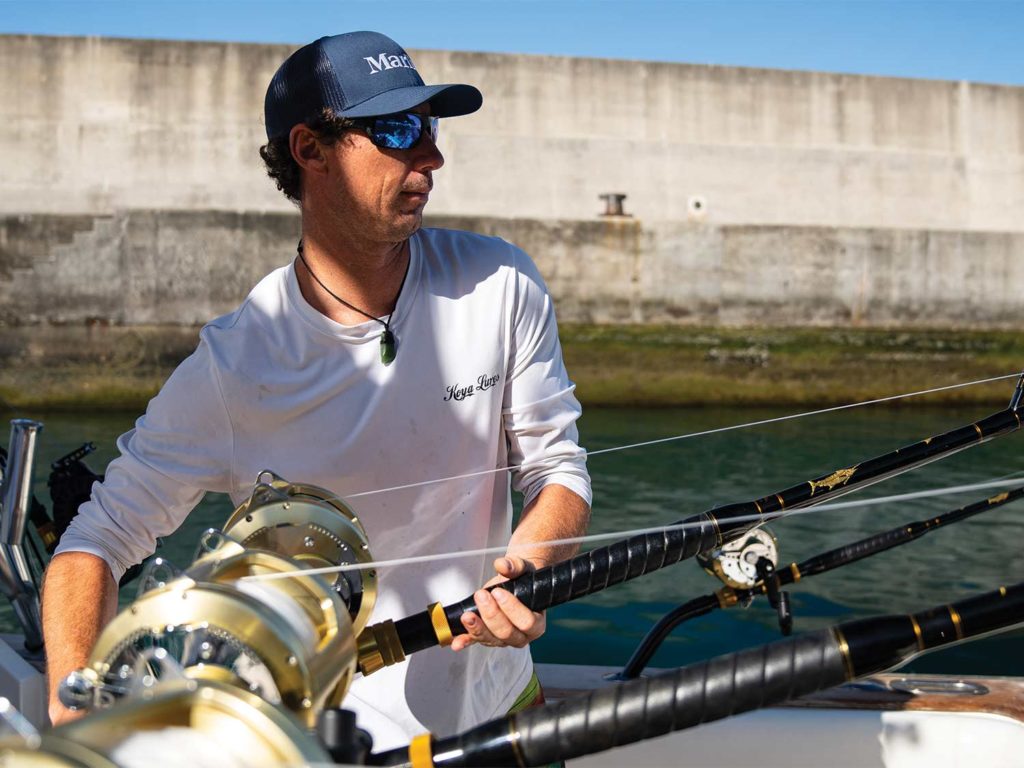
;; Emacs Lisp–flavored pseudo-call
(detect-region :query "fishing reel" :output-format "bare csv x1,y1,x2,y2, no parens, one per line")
697,527,778,590
58,472,374,728
697,526,793,635
223,469,377,635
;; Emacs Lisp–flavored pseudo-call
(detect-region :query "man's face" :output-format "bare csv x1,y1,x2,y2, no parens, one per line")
319,105,444,244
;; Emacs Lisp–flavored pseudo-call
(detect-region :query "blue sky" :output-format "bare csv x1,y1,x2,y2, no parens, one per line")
2,0,1022,85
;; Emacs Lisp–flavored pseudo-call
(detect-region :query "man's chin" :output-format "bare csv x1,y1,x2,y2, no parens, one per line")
390,210,425,239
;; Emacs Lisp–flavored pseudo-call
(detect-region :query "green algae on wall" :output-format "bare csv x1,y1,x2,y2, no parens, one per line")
1,324,1021,412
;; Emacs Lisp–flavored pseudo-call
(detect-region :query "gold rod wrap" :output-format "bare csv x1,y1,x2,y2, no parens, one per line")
974,423,984,438
910,616,925,651
408,733,434,768
707,514,723,547
948,605,965,640
508,717,527,768
789,563,802,582
775,494,786,510
429,602,454,647
832,627,855,680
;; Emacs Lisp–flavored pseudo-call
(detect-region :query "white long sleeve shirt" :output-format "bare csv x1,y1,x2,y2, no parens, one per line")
57,227,591,749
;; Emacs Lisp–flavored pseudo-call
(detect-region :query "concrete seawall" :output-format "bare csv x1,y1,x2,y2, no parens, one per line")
2,210,1020,329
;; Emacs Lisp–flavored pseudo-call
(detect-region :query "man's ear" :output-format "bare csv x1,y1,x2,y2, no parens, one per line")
289,124,328,177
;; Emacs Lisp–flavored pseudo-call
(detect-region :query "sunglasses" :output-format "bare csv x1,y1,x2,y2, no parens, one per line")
352,112,440,150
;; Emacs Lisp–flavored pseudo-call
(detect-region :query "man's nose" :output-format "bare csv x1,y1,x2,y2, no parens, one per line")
413,132,444,172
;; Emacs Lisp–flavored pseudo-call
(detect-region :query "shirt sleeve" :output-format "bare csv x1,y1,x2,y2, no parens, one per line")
502,246,592,508
54,331,234,583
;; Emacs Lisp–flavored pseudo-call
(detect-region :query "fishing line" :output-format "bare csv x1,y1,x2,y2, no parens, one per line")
345,371,1021,500
246,475,1024,582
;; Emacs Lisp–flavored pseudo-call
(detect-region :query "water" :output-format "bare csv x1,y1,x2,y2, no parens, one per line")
10,403,1024,675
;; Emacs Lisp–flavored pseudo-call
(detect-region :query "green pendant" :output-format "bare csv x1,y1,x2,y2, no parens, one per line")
380,329,397,365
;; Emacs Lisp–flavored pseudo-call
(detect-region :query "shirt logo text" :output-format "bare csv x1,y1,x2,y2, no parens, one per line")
444,373,501,402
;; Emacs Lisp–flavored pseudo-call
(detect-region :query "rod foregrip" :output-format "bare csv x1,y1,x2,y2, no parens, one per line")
392,514,723,654
378,515,722,665
512,631,845,767
375,630,846,767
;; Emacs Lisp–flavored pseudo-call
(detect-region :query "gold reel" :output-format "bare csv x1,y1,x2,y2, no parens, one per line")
1,680,332,767
223,470,377,635
71,543,356,728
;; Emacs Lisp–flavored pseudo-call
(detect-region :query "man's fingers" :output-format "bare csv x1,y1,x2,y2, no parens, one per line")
451,562,547,652
476,589,528,645
493,555,532,579
492,588,541,635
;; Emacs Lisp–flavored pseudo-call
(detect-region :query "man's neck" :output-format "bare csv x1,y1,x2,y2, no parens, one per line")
295,228,412,325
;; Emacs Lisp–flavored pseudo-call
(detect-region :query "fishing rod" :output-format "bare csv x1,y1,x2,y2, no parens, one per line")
371,578,1024,767
355,374,1024,674
617,484,1024,679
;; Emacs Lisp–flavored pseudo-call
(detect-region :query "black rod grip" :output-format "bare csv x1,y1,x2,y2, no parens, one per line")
394,514,722,653
374,630,847,766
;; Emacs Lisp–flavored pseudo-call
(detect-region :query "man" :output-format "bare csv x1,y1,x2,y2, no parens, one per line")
42,31,591,750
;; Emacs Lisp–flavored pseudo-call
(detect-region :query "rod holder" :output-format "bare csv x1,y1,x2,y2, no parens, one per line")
1,420,43,546
0,419,45,650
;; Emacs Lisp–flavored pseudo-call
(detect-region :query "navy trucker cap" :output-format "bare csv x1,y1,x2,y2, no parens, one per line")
265,31,483,140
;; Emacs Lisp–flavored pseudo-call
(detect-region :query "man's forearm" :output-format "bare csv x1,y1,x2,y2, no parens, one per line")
42,551,118,724
508,483,591,568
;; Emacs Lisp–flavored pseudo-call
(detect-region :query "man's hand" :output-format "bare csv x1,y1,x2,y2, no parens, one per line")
452,556,545,651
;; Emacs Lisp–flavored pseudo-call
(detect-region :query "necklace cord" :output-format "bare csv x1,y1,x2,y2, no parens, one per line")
295,239,408,364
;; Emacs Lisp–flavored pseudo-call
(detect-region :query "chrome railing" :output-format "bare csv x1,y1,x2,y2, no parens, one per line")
0,420,44,650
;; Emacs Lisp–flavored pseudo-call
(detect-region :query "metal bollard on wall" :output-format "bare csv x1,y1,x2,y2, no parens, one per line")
599,193,631,217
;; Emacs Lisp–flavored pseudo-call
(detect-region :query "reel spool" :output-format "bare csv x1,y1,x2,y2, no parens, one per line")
697,527,778,589
3,680,332,767
63,541,356,728
223,470,377,635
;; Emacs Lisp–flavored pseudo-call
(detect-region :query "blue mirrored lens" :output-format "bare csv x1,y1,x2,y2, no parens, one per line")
368,114,439,150
371,115,422,149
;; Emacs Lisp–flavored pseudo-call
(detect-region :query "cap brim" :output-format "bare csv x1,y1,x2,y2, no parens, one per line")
340,83,482,119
